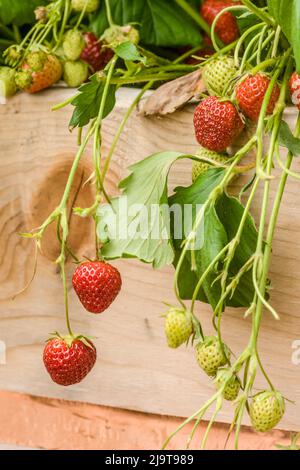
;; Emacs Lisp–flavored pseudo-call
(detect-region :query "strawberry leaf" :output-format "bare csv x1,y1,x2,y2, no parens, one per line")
97,151,186,269
69,74,116,128
0,0,47,26
115,41,146,63
169,168,258,309
279,120,300,156
90,0,202,48
268,0,300,72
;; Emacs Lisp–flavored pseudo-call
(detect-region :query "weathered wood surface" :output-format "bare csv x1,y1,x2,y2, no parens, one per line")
0,390,291,450
0,88,300,431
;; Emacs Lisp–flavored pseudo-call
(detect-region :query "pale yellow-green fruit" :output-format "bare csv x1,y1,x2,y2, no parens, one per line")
0,66,17,97
192,146,229,182
165,308,193,349
63,60,89,88
63,30,85,61
203,56,237,97
215,369,240,401
249,391,285,432
102,25,140,48
71,0,100,13
195,336,230,377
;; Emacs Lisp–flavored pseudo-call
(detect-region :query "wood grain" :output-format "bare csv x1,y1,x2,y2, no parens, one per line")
0,89,299,432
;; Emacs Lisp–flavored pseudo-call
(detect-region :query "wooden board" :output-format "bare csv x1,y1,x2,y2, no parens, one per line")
0,88,300,431
0,390,291,450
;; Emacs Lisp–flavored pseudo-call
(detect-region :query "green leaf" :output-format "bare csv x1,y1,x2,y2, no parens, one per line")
169,168,258,309
268,0,300,72
90,0,202,47
0,0,47,26
279,120,300,156
115,41,146,62
69,74,116,128
215,194,258,308
98,151,186,268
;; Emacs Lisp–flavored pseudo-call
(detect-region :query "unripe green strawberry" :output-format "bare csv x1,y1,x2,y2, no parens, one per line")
164,308,193,349
215,369,240,401
0,67,17,97
26,51,47,72
192,146,229,182
63,60,88,88
63,30,85,61
102,25,140,48
71,0,100,13
195,336,230,377
249,391,285,432
16,54,62,93
15,70,32,89
203,56,237,96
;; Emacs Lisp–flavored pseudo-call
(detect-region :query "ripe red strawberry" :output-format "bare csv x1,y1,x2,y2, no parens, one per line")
289,72,300,110
15,53,62,93
201,0,241,45
193,96,244,152
236,73,280,122
80,32,114,72
72,261,122,313
43,334,96,386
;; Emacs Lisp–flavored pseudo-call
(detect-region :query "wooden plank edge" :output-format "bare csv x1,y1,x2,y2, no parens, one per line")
0,390,292,450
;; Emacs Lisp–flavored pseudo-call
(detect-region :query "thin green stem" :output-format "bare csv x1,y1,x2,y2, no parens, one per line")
52,94,76,111
241,0,276,26
271,25,281,58
211,5,248,52
55,0,71,51
107,72,187,85
104,0,114,27
74,0,88,29
12,24,21,44
60,124,96,208
59,210,73,337
174,0,211,36
200,398,223,449
254,113,300,337
174,45,204,65
234,22,264,67
248,30,275,63
93,56,117,199
103,82,152,179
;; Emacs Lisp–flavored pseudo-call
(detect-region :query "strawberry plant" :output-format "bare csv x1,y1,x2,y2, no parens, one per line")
4,0,300,450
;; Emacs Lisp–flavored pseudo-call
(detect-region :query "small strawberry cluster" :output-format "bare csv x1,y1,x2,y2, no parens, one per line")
164,307,285,432
192,58,282,179
10,31,113,95
44,261,122,386
1,0,112,96
61,30,114,88
165,309,241,402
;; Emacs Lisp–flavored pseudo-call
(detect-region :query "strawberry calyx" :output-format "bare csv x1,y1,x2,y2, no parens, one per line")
46,331,96,350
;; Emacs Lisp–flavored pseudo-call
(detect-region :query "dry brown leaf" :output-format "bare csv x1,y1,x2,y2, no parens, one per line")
139,70,205,117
